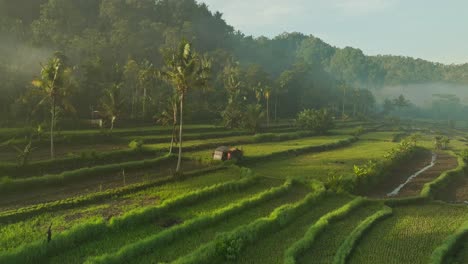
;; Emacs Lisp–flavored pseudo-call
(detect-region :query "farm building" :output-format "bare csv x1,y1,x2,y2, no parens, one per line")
213,146,243,161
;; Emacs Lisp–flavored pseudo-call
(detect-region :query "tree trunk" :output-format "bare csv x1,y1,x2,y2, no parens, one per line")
142,87,147,119
50,98,56,160
176,94,184,173
131,91,135,119
266,96,270,128
274,93,278,123
342,86,346,119
169,100,177,155
111,116,115,131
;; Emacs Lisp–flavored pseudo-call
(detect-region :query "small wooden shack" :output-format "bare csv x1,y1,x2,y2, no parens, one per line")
213,146,243,161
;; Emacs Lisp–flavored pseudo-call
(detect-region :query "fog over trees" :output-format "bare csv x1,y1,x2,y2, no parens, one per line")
1,0,468,127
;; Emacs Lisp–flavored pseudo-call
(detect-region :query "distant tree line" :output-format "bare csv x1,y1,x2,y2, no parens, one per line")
1,0,468,127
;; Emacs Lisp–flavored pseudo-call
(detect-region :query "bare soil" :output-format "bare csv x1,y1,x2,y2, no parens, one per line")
436,175,468,203
396,152,458,197
366,151,458,198
366,150,432,198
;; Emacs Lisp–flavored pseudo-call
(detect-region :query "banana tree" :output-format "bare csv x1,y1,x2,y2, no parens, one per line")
160,41,210,173
100,83,125,130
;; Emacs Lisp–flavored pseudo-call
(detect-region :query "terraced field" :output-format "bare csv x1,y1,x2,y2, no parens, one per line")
2,122,468,264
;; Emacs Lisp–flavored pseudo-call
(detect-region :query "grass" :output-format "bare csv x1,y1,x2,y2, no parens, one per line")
348,203,468,264
187,135,352,161
0,167,248,251
234,194,353,264
297,203,382,264
359,131,400,141
249,139,397,181
46,177,282,264
132,184,310,263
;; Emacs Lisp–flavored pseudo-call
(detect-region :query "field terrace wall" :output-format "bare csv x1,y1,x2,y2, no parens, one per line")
430,219,468,264
0,166,226,223
421,153,466,199
241,137,359,165
0,155,185,195
333,206,393,264
171,183,329,264
0,174,263,263
0,129,325,179
283,197,369,264
85,179,302,264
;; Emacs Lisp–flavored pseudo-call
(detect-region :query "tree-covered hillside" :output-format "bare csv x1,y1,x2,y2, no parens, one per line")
0,0,467,125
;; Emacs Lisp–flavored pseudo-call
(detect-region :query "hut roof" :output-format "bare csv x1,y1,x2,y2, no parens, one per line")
215,146,230,152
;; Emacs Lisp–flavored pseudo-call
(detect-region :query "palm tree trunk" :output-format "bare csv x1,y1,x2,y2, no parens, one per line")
50,98,56,160
342,86,346,119
169,100,177,155
176,94,184,173
266,96,270,128
274,93,278,123
142,87,147,119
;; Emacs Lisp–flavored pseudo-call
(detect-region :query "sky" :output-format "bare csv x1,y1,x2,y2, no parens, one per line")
199,0,468,65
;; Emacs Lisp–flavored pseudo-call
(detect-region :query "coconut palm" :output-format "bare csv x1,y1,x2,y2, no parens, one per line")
31,55,75,159
160,41,210,173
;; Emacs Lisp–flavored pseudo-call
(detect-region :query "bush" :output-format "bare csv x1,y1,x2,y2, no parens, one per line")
128,139,144,151
296,109,334,134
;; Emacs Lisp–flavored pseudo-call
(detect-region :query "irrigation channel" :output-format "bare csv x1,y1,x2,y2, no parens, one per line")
387,152,437,197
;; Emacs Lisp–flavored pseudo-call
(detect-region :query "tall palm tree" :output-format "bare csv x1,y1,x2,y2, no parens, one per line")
160,41,210,173
32,55,74,159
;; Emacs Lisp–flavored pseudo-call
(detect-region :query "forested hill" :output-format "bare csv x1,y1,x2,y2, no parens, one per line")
1,0,467,122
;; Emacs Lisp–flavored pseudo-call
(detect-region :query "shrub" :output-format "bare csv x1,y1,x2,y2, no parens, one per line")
296,109,334,134
128,139,144,151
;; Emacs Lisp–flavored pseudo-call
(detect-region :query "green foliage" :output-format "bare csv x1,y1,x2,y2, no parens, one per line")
296,109,334,134
434,135,450,150
242,104,264,133
128,139,143,151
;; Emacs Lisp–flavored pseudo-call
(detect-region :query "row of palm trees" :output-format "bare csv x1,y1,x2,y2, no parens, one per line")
32,41,210,174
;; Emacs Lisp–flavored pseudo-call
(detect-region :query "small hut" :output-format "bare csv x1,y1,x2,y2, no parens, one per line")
213,146,243,161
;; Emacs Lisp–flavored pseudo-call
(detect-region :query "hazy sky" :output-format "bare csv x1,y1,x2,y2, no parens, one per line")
199,0,468,65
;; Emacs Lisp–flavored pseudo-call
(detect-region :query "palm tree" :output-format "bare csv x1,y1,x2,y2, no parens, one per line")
138,60,156,119
100,83,125,130
160,41,210,173
32,55,74,159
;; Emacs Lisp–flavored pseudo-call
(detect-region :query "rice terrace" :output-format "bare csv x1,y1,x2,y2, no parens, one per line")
1,1,468,264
